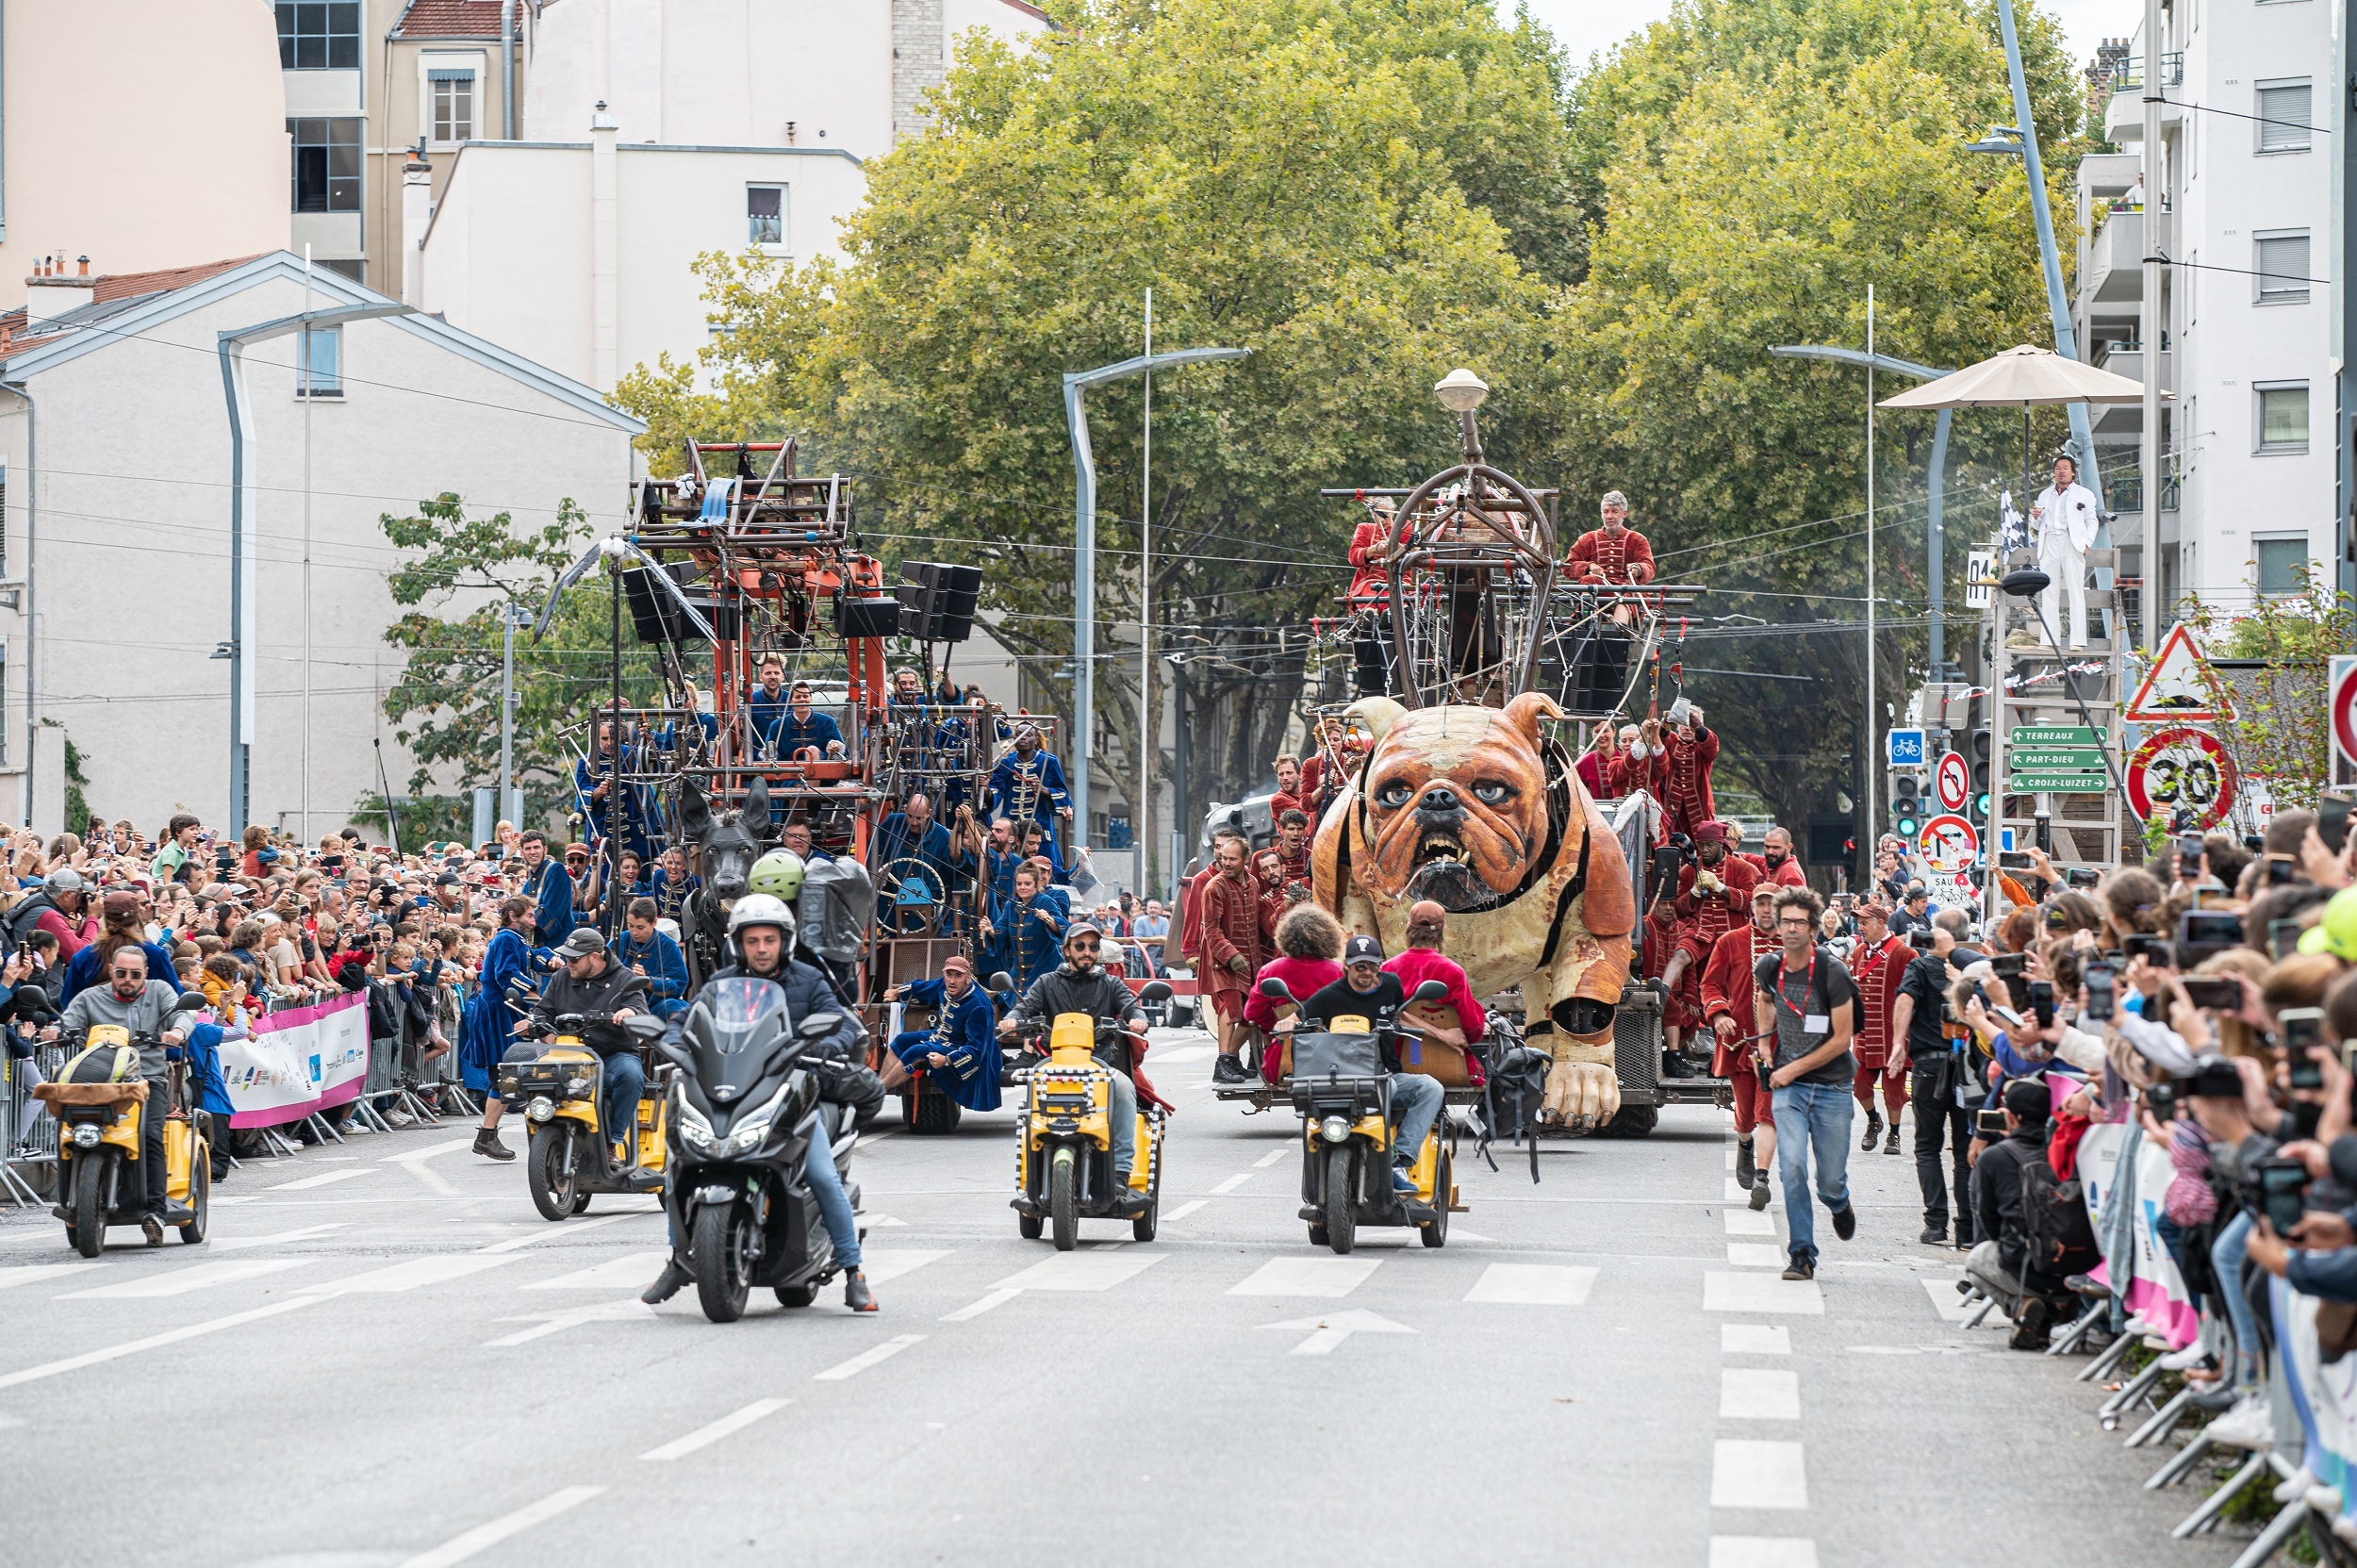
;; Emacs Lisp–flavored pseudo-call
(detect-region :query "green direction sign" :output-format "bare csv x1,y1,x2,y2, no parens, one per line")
2012,726,2102,746
2011,748,2107,768
2008,771,2111,793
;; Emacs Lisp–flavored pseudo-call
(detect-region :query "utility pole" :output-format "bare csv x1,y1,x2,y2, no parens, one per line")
1866,285,1876,863
1139,288,1152,896
2140,0,2164,647
500,601,518,829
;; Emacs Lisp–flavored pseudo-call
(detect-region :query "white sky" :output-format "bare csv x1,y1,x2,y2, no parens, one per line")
1520,0,2124,80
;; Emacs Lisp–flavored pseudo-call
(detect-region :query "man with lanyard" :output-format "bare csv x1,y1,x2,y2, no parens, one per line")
1294,934,1449,1197
881,953,1000,1113
1703,884,1781,1206
615,897,690,1020
999,923,1150,1215
515,829,577,949
1751,887,1859,1281
641,895,877,1312
2027,453,2099,652
1844,897,1916,1159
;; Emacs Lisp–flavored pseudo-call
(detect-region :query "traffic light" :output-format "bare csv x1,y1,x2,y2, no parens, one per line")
1890,771,1922,839
1967,728,1993,824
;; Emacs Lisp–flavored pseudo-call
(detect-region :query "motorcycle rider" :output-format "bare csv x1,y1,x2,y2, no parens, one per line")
998,921,1151,1217
641,893,880,1312
48,945,189,1245
526,929,652,1178
1293,934,1447,1196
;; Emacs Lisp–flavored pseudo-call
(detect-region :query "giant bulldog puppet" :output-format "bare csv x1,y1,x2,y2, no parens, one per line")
1310,693,1636,1127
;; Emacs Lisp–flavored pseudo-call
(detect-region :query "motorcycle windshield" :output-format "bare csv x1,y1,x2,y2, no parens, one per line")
684,979,798,1097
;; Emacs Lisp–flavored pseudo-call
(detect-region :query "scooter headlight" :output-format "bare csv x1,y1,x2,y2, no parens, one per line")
71,1123,101,1149
1320,1114,1352,1144
719,1080,795,1157
526,1096,555,1123
677,1097,717,1152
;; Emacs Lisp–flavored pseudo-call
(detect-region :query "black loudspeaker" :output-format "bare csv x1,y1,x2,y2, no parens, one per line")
936,564,981,643
838,596,902,638
1566,629,1630,715
620,563,733,645
898,562,941,638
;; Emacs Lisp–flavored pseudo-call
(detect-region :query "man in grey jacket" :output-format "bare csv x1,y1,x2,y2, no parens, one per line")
53,945,187,1243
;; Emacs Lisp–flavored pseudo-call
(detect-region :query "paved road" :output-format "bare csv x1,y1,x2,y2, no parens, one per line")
0,1029,2241,1566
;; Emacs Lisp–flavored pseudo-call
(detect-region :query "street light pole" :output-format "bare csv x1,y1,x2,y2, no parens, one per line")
2140,0,2164,648
1866,285,1876,858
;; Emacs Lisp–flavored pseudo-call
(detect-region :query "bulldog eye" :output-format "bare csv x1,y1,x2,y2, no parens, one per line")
1375,780,1413,810
1472,780,1513,805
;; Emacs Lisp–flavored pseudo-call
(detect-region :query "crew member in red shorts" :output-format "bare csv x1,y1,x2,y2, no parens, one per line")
1663,822,1758,1067
1198,835,1270,1086
1844,897,1916,1155
1703,884,1781,1203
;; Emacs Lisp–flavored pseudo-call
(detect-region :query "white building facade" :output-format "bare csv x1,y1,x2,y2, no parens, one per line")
2079,0,2337,621
0,252,639,835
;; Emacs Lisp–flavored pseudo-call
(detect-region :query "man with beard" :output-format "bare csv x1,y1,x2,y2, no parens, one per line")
1272,808,1312,889
1271,754,1305,820
999,923,1151,1213
1759,825,1807,888
1564,490,1657,625
1200,835,1269,1085
1703,884,1782,1206
1660,822,1757,1070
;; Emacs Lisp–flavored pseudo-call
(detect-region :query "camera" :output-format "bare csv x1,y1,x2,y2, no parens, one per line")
2178,975,2243,1012
2029,979,2055,1029
2283,1005,2326,1065
2123,933,2168,966
2067,867,2102,889
2147,1078,2180,1119
2177,833,2206,876
2322,795,2352,854
1999,850,2034,870
2176,909,2244,969
2265,857,2298,888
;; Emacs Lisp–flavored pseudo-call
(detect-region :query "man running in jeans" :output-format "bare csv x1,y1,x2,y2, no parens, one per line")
1752,886,1859,1281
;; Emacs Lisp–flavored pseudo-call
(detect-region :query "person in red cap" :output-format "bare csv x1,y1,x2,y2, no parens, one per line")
1381,900,1486,1084
1843,897,1916,1155
1660,821,1757,1068
1702,883,1781,1197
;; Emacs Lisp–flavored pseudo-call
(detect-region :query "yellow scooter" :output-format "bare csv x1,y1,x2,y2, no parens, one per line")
37,1026,209,1257
1009,982,1173,1249
499,1012,670,1221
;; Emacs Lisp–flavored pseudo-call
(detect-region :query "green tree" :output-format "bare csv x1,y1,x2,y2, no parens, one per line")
616,0,1571,873
2180,567,2355,812
375,494,665,828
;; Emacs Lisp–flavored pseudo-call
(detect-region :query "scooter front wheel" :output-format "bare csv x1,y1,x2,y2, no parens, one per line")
527,1126,579,1222
1048,1146,1079,1251
691,1201,752,1323
1324,1145,1356,1255
66,1152,106,1259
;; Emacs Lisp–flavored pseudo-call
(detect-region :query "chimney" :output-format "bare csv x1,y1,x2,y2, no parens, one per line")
24,255,96,332
402,150,434,305
591,101,618,390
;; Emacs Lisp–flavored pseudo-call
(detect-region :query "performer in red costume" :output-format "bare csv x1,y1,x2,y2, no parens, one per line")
1656,705,1719,838
1564,490,1656,624
1843,897,1916,1156
1703,883,1782,1201
1607,719,1659,800
1660,822,1758,1066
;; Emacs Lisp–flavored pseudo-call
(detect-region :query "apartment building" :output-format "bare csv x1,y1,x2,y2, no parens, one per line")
2073,0,2336,622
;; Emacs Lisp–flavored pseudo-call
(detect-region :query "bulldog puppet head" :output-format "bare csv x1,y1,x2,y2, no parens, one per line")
1348,693,1561,913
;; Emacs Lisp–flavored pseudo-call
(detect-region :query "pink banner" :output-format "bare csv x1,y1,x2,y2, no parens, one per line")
220,991,372,1128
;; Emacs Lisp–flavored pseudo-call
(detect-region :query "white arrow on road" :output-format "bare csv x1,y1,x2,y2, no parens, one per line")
1261,1309,1418,1357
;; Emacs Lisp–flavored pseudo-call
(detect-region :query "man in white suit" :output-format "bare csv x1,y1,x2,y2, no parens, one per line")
2028,454,2101,650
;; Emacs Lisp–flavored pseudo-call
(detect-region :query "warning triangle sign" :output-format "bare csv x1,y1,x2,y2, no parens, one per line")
2125,623,2233,723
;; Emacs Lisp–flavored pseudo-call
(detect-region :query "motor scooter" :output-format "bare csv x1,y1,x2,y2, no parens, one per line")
500,1010,670,1220
1000,979,1174,1249
37,1027,209,1257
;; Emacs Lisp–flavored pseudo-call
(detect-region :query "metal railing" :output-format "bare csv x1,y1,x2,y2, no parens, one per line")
2103,470,2180,515
2111,51,2184,90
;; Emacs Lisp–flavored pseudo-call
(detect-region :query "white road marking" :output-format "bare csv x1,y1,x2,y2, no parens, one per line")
304,1255,519,1295
1920,1277,1989,1325
1709,1439,1808,1510
520,1251,672,1291
640,1398,793,1461
0,1296,322,1390
1722,1325,1792,1356
940,1288,1021,1322
993,1250,1167,1292
1208,1173,1252,1195
1703,1273,1824,1315
60,1259,310,1298
1149,1046,1213,1065
1162,1200,1208,1223
1708,1538,1820,1568
0,1263,105,1292
1720,1367,1802,1421
1260,1309,1416,1357
210,1196,265,1206
1724,1149,1737,1170
1724,1180,1772,1206
857,1248,950,1284
1228,1257,1380,1297
484,1298,654,1346
211,1224,348,1251
385,1136,476,1196
1726,1243,1788,1269
1723,1210,1777,1236
865,1214,909,1228
268,1167,377,1192
1253,1147,1290,1168
395,1485,605,1568
1463,1263,1596,1305
476,1211,648,1253
814,1334,925,1381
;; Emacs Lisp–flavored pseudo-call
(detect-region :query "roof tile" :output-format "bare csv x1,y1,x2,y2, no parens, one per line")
393,0,510,37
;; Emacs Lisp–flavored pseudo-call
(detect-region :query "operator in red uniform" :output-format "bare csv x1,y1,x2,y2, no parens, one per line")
1661,821,1758,1070
1703,883,1782,1208
1843,897,1915,1156
1656,703,1719,839
1564,490,1656,624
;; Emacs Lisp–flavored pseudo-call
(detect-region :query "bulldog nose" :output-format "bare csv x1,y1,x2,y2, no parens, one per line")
1418,785,1460,814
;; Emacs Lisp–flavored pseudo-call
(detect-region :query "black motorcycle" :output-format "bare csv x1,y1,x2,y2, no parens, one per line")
656,978,860,1323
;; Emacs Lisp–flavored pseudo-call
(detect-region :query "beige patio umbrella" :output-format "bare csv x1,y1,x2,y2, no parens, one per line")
1878,343,2160,509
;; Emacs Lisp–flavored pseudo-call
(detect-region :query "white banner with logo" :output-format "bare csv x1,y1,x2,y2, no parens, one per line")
218,992,370,1128
2076,1120,2200,1348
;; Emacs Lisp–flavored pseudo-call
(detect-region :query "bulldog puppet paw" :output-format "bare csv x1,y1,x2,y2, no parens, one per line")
1541,1055,1622,1132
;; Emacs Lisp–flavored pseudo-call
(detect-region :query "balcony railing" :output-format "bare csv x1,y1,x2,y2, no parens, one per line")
2103,469,2180,515
2112,52,2184,90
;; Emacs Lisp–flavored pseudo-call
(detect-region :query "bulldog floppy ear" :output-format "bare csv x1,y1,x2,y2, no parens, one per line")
1344,697,1408,745
1503,690,1564,744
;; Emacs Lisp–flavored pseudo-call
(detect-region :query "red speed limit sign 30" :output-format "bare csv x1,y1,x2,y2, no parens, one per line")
2125,727,2238,830
2332,655,2357,784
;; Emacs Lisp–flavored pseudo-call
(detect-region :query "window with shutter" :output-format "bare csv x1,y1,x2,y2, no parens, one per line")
2255,233,2310,303
2257,82,2313,152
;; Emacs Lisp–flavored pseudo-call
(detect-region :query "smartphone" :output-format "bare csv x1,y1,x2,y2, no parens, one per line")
2272,918,2306,962
2323,796,2352,854
2029,979,2055,1029
2123,933,2169,966
1990,951,2027,979
1989,1004,2026,1030
2176,909,2245,968
1975,1106,2010,1136
2282,1006,2327,1059
2067,867,2102,889
2085,963,2118,1022
2177,833,2206,877
2261,1157,2313,1235
2292,1054,2327,1091
2000,850,2035,870
2179,976,2244,1011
